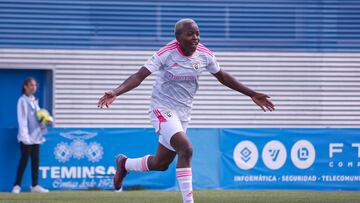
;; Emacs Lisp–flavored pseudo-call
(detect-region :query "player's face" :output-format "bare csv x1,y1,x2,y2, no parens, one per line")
177,23,200,55
24,80,37,95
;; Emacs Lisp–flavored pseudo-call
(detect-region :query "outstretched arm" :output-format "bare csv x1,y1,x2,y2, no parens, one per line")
97,66,151,108
212,69,275,112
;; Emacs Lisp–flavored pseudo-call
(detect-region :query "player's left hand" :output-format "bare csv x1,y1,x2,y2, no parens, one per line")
251,92,275,112
97,90,117,108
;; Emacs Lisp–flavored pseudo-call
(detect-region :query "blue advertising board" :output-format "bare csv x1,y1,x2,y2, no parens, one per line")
39,128,177,190
1,128,359,191
33,128,220,191
220,128,360,190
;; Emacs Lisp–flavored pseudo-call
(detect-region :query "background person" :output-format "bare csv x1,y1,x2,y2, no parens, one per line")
12,77,50,194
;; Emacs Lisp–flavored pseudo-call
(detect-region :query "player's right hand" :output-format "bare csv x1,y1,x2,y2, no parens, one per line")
97,90,117,108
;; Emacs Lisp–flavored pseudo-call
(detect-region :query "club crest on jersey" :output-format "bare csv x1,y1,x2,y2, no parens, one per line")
192,61,201,70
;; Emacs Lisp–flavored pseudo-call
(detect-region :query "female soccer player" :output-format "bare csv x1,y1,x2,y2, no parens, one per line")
12,77,50,194
98,18,275,203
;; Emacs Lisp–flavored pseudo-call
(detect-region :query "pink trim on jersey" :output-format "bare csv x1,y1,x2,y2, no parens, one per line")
176,42,188,57
175,41,196,57
198,44,210,50
157,40,214,57
197,44,214,56
197,47,213,56
157,45,177,56
156,42,177,56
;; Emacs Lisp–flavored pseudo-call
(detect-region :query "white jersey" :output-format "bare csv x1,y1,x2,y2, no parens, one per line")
144,40,221,121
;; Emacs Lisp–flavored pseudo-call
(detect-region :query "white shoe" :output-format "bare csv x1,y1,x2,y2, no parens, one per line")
114,187,123,192
12,185,21,194
30,185,49,193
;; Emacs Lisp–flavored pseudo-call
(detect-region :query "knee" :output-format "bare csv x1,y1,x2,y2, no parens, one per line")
178,146,193,160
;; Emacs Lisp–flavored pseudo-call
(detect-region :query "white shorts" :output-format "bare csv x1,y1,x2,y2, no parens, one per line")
149,108,188,152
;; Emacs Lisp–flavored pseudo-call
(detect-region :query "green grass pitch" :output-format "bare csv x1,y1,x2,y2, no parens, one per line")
0,190,359,203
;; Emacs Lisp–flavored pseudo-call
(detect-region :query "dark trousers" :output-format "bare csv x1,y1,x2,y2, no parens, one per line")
14,142,40,187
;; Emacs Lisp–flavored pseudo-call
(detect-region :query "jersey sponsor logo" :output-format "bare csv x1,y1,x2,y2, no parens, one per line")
165,72,196,81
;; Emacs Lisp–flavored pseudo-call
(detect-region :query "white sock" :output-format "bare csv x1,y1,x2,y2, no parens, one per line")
176,168,194,203
124,155,150,172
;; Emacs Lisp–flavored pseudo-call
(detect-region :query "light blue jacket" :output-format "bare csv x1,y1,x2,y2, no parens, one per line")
17,94,46,145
